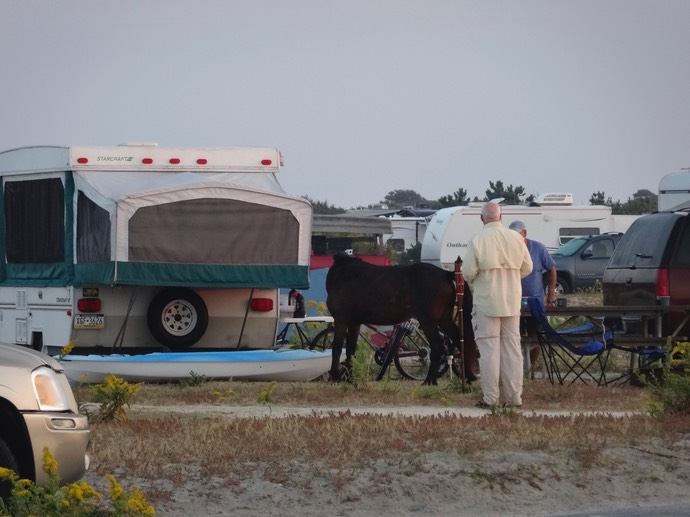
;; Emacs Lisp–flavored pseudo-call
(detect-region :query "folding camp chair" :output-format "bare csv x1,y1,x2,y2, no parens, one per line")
604,344,668,387
527,297,613,386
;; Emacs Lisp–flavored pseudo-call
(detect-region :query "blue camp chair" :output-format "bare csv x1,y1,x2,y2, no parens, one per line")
604,344,668,387
527,297,614,386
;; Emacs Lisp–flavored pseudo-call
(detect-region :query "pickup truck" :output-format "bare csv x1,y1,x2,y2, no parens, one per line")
0,344,91,498
551,233,623,294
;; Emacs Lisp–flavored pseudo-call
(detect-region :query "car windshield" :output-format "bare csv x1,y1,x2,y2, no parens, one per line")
552,237,588,257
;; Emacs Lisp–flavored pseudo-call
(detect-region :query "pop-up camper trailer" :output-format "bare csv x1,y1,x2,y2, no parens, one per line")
0,144,312,355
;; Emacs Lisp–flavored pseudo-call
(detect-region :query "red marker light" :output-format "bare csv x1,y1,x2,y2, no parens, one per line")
197,158,208,165
169,158,180,164
250,298,274,312
77,157,88,164
77,298,102,313
261,159,272,165
142,158,153,164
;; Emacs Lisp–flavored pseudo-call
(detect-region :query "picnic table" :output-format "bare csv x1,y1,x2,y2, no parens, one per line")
277,316,334,348
520,304,690,379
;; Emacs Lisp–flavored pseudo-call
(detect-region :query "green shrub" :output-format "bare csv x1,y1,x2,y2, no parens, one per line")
180,371,207,387
85,374,142,424
646,342,690,414
258,381,277,404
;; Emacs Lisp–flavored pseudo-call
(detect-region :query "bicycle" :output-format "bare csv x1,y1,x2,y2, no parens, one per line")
309,319,464,381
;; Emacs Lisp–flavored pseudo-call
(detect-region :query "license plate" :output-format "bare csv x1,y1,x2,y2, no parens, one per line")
74,314,105,329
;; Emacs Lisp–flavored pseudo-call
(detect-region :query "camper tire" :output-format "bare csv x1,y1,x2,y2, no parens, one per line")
147,288,209,349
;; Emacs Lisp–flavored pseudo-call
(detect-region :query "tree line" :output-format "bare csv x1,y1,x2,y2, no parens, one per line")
305,181,658,215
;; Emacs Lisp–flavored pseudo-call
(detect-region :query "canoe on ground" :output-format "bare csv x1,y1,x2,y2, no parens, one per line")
58,348,332,383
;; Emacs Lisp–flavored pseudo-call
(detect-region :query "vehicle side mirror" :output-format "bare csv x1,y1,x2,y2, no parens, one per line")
582,250,593,259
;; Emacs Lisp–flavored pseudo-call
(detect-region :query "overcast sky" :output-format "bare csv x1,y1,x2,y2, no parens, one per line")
2,1,688,209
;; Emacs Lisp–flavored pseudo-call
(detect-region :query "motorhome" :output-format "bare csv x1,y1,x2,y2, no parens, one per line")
0,144,312,355
658,169,690,211
421,194,638,271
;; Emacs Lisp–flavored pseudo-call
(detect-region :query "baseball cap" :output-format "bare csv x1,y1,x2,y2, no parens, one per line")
509,220,526,232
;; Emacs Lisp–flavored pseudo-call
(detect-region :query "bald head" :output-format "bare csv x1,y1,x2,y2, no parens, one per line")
480,201,501,224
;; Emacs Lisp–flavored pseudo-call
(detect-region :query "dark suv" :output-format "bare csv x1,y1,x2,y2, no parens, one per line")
550,233,623,294
603,210,690,337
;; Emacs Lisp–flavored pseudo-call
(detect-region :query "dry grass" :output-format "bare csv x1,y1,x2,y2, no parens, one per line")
78,375,647,411
79,378,686,485
92,409,682,476
80,292,690,512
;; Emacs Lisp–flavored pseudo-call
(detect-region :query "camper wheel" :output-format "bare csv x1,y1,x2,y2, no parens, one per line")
147,288,209,349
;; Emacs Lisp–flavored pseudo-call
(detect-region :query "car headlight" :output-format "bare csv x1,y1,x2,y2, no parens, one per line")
32,367,70,411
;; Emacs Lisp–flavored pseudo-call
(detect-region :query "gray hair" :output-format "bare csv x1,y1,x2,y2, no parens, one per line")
481,201,501,223
509,220,526,232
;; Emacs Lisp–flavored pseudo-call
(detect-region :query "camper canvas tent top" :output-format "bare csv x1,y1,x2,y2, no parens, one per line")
0,145,312,354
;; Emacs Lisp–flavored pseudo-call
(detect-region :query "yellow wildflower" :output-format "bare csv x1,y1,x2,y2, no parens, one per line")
68,482,84,501
671,341,689,368
107,474,124,500
60,340,76,358
125,489,156,517
0,467,14,479
42,448,58,476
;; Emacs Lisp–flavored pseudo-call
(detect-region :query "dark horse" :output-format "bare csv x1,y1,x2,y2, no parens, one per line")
326,254,478,385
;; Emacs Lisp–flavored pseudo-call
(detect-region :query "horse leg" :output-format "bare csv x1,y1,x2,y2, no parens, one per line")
341,324,360,381
419,322,442,385
329,322,348,381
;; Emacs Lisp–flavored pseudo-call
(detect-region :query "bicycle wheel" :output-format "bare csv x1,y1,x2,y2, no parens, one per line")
375,330,403,381
394,328,460,381
309,325,334,351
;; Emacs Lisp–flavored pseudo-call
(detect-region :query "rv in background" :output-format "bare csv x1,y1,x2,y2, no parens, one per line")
0,144,312,355
421,193,639,271
658,169,690,211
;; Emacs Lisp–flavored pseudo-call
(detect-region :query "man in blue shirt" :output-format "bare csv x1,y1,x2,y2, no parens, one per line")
509,220,557,375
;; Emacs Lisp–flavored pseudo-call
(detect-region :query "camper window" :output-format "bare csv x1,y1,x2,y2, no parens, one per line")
128,198,299,264
77,191,111,263
4,178,64,263
558,227,600,245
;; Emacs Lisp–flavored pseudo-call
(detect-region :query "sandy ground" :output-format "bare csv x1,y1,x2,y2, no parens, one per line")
83,405,690,517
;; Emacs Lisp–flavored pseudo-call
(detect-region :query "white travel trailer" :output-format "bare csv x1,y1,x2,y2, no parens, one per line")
421,194,638,271
0,144,312,355
658,170,690,211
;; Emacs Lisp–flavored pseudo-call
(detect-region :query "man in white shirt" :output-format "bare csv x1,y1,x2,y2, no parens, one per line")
463,202,533,408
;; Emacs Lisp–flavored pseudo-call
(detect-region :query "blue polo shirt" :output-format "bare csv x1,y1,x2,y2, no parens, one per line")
522,239,555,305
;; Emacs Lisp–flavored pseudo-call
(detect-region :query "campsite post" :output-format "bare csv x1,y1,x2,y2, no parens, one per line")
454,256,465,390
